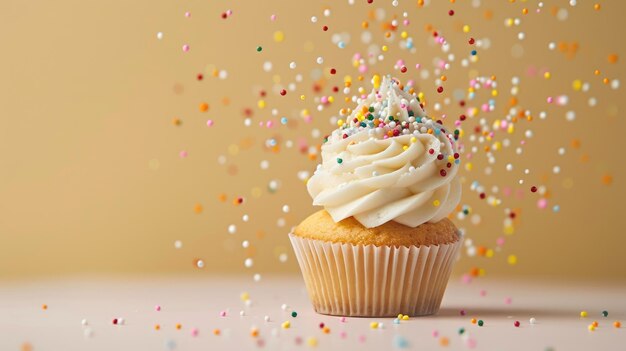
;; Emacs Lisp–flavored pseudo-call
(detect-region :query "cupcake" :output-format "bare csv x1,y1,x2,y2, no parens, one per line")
290,75,462,317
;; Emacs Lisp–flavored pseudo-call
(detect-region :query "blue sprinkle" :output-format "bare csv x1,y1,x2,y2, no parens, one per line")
455,159,460,165
393,335,409,349
280,117,288,125
471,50,477,55
393,318,400,324
338,41,346,49
552,205,560,213
434,129,441,135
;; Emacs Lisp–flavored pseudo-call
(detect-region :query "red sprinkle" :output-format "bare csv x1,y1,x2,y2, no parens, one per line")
197,74,203,81
280,89,287,96
330,68,337,75
448,10,455,16
440,169,447,177
322,26,328,31
400,66,407,73
437,86,444,93
530,186,537,193
429,149,435,154
514,321,521,327
469,38,475,45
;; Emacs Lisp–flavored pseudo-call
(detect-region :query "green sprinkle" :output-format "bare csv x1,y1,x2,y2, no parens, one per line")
408,110,414,117
368,106,375,112
291,311,298,318
478,320,484,327
367,114,374,120
458,327,465,335
388,116,394,121
602,310,608,317
256,46,263,52
337,158,343,164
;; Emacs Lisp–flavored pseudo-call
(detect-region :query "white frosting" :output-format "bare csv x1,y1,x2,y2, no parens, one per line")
307,76,461,228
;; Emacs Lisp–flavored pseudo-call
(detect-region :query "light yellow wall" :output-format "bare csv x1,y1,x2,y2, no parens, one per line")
0,1,623,279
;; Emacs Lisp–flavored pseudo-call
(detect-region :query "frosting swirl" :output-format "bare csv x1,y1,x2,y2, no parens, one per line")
307,76,461,228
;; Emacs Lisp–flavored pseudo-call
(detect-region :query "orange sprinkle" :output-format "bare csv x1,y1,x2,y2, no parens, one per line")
194,204,203,214
172,117,182,126
594,69,601,75
608,54,619,64
176,323,182,330
361,21,369,29
594,3,601,11
439,336,450,346
471,318,477,324
602,174,613,185
199,103,209,112
592,321,599,327
155,324,161,331
571,139,581,149
322,326,331,334
250,328,260,337
213,328,221,335
614,321,622,328
42,304,48,310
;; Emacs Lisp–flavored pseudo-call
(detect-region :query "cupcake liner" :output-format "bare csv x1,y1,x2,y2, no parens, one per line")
289,233,462,317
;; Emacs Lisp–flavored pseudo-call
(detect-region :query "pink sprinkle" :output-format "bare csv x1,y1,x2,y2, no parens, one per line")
466,338,477,348
266,121,274,128
415,64,421,69
155,305,161,312
257,339,265,347
358,335,366,343
206,119,214,127
226,9,233,16
270,14,277,21
480,290,487,297
182,44,190,52
185,11,191,17
219,311,227,317
547,96,553,103
496,237,505,246
461,274,472,284
294,336,303,345
179,151,188,158
403,19,410,25
340,331,347,339
505,297,513,304
191,328,199,337
340,317,346,323
432,330,439,337
537,198,548,209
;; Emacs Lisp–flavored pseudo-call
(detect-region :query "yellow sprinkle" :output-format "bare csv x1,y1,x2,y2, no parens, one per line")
504,225,514,235
433,200,441,207
273,31,285,43
463,25,470,33
370,322,379,329
401,31,408,39
300,95,306,100
328,96,334,103
572,79,582,91
580,311,588,318
397,314,404,319
588,324,596,331
447,155,454,162
257,100,266,109
282,321,291,329
465,162,473,171
491,89,498,97
410,137,417,143
402,315,409,321
486,249,494,258
372,75,381,89
240,292,250,301
382,45,388,52
403,145,409,151
544,72,551,79
307,337,318,347
507,255,517,265
337,120,344,127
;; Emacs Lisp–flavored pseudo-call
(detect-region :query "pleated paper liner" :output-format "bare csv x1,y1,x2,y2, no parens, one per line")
289,233,462,317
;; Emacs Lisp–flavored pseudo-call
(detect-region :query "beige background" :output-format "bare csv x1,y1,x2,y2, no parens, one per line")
0,0,623,280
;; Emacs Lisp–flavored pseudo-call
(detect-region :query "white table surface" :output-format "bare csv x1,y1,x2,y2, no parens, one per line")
0,275,624,350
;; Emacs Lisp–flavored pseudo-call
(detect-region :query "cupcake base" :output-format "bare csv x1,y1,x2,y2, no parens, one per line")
289,233,462,317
